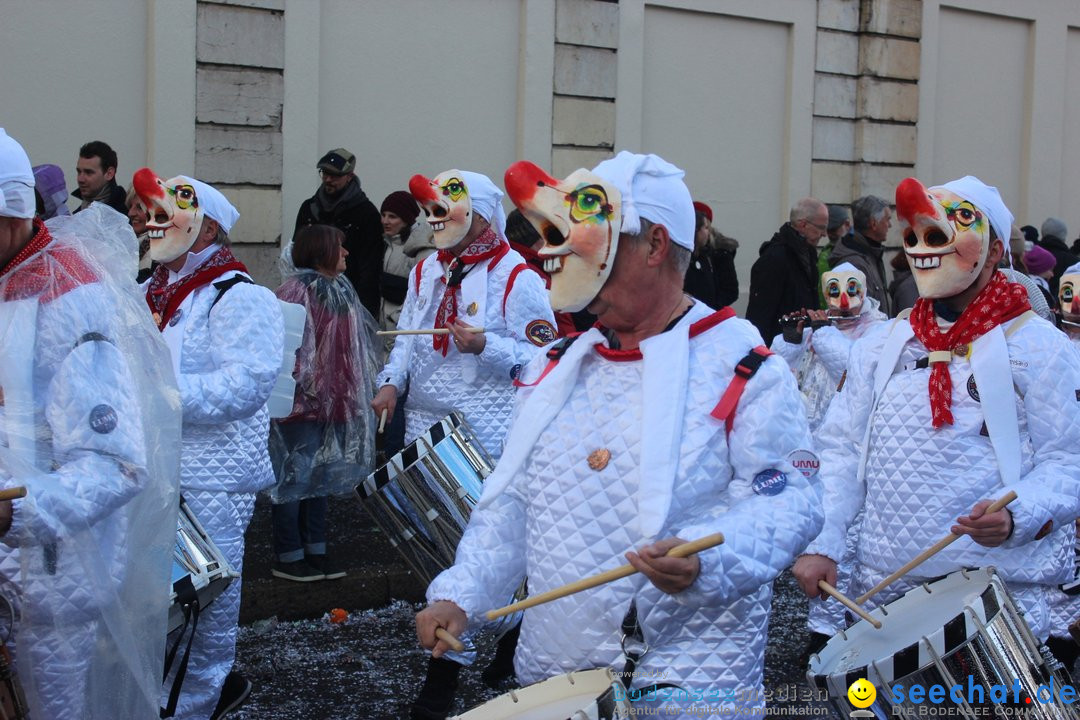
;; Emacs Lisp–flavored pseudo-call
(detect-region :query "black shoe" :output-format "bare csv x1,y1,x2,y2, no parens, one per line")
210,671,252,719
271,559,325,582
410,656,461,720
306,553,347,580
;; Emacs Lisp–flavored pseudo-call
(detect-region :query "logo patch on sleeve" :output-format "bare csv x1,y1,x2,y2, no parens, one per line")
526,319,557,346
752,469,787,496
787,449,820,479
89,404,118,434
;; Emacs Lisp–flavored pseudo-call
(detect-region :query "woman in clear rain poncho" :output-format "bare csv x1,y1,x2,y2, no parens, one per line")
269,224,378,582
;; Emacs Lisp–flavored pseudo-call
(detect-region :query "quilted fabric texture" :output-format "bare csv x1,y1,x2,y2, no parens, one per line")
428,304,823,715
807,313,1080,617
379,247,554,457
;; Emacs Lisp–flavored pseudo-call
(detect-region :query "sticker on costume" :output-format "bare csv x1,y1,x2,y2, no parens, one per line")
509,363,522,380
466,301,478,317
89,404,118,434
787,449,820,479
168,308,184,327
526,319,557,346
752,469,787,496
966,374,980,402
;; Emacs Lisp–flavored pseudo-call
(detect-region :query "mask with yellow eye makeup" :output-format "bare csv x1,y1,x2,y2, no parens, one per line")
132,167,207,263
409,169,473,250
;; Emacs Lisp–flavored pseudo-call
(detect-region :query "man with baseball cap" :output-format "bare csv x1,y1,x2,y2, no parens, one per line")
134,167,284,719
0,129,180,718
416,151,823,716
295,147,383,316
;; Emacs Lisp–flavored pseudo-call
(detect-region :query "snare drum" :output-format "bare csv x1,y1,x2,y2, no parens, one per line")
451,668,631,720
356,412,494,587
809,567,1077,719
170,497,237,634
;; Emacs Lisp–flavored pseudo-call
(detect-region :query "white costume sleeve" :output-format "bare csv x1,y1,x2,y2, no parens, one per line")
477,267,554,378
1001,329,1080,546
673,354,823,606
809,325,853,384
378,266,420,392
178,281,284,425
769,328,808,370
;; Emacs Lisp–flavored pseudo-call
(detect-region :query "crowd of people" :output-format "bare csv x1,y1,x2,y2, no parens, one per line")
3,123,1080,720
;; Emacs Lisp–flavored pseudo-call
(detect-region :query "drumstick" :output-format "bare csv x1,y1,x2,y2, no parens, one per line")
856,490,1017,605
378,408,388,434
376,327,486,337
0,487,26,502
485,533,725,621
818,580,881,629
435,627,465,653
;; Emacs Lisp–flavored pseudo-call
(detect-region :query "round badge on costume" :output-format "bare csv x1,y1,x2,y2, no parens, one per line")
787,449,820,479
168,308,184,327
89,404,118,434
526,319,557,346
466,302,478,317
752,469,787,496
966,374,980,402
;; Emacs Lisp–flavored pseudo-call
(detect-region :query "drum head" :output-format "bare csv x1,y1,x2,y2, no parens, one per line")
452,668,627,720
809,567,1003,685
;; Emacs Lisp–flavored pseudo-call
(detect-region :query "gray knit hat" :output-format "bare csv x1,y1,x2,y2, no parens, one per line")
1042,217,1067,240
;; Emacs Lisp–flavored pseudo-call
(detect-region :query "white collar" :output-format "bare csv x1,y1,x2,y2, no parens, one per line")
168,244,221,282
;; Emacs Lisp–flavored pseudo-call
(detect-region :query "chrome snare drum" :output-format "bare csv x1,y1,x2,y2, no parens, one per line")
356,412,494,586
170,496,237,634
809,567,1078,719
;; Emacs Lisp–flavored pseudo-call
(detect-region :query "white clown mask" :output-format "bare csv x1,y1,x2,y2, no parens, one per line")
409,170,472,250
1060,273,1080,339
133,167,205,264
504,161,622,313
895,176,1003,299
821,264,865,324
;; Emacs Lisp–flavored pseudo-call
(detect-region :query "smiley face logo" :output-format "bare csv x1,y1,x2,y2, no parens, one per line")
847,678,876,709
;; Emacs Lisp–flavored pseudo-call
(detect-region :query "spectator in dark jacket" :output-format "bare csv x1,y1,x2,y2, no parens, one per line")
684,201,739,308
830,194,891,316
295,148,383,317
888,248,918,314
1038,217,1077,299
746,197,827,344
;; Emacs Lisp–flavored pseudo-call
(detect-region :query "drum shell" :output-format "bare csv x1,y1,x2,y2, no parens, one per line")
451,668,631,720
170,497,237,634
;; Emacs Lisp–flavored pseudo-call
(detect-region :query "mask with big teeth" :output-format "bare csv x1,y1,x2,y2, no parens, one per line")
409,170,472,250
133,167,205,263
821,267,865,326
504,162,622,312
1060,273,1080,339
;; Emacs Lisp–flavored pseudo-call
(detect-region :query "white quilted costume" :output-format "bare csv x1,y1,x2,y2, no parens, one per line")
377,217,555,458
428,302,823,716
807,307,1080,640
0,201,181,717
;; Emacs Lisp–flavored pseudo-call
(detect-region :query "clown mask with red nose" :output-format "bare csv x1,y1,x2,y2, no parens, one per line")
504,162,622,313
133,168,206,264
409,170,473,250
821,263,865,326
895,175,1012,300
1060,271,1080,339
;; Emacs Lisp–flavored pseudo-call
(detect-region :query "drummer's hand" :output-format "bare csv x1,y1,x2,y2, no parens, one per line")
416,601,467,658
371,385,397,430
448,319,485,355
793,554,837,599
626,537,699,594
953,499,1013,547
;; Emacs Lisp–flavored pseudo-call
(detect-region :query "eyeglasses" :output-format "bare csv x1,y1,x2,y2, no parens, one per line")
319,169,347,179
803,219,827,232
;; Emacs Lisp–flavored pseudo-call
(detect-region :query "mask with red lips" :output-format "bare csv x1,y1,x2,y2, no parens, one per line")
133,167,205,264
409,170,472,250
895,177,995,300
504,162,622,313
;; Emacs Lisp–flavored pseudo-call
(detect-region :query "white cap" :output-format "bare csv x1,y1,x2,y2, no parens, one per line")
934,175,1013,247
459,170,506,239
0,128,35,219
591,151,694,250
177,175,239,234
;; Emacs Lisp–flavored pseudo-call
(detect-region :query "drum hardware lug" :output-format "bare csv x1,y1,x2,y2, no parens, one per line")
920,582,932,594
837,628,847,641
620,633,649,663
509,689,519,703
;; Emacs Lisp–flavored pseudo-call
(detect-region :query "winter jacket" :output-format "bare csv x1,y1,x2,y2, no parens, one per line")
684,233,739,309
1037,234,1079,299
829,231,890,316
380,222,436,333
746,222,819,344
70,180,127,215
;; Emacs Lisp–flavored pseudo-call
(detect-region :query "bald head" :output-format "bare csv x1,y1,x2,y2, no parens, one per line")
789,197,828,246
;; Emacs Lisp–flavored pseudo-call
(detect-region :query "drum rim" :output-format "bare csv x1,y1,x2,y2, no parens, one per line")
450,668,627,719
359,412,465,497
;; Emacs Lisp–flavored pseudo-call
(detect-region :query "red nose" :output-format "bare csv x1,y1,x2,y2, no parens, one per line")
1072,299,1080,315
895,177,936,228
132,167,164,206
505,161,559,209
839,293,849,310
408,174,437,204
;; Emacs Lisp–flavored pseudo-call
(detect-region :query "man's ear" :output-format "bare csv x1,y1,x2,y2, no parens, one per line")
986,237,1005,269
103,166,116,183
199,217,220,244
646,223,672,268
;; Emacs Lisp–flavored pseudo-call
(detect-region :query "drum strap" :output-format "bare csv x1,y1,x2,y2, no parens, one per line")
709,345,774,433
160,575,202,719
618,602,682,696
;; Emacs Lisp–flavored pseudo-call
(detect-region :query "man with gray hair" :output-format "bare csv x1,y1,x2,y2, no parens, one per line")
830,194,892,315
1038,217,1076,298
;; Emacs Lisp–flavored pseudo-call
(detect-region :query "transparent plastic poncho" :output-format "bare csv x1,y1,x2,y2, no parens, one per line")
0,204,181,719
269,247,378,503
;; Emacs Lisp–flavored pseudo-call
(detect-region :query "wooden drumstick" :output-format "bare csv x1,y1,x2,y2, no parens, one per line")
818,580,881,629
378,408,388,434
856,490,1018,605
485,533,725,621
0,488,26,502
435,627,464,653
376,327,486,337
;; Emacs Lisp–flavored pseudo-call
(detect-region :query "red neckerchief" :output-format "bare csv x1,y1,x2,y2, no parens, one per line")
432,227,504,355
0,220,98,303
145,246,247,331
909,270,1030,428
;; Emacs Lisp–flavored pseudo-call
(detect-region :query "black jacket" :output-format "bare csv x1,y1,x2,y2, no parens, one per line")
295,178,383,317
71,181,127,216
684,240,738,310
829,231,891,316
1038,235,1079,300
745,222,819,344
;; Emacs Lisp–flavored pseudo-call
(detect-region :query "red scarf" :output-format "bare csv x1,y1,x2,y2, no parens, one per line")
432,227,505,355
908,271,1030,428
145,246,247,330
